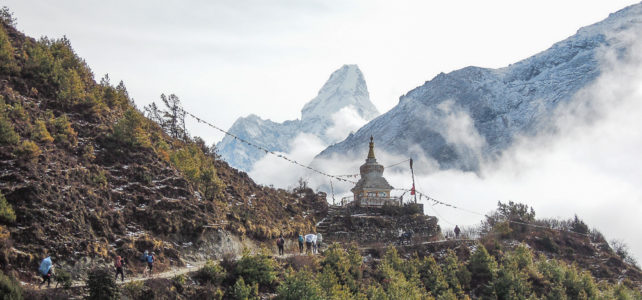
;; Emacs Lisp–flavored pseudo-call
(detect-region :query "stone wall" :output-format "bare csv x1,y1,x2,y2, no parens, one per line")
317,204,440,246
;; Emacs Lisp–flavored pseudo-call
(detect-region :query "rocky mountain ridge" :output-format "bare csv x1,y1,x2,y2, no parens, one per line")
216,64,379,172
317,3,642,171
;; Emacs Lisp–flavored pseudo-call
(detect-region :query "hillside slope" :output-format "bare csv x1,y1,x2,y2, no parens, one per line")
0,17,325,281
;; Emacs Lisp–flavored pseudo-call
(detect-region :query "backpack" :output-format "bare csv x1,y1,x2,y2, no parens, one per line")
298,236,303,243
39,257,52,276
277,237,284,246
114,256,122,268
147,254,154,263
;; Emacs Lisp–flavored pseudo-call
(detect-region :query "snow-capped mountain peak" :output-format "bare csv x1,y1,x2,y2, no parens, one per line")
317,3,642,172
217,64,380,172
301,64,379,123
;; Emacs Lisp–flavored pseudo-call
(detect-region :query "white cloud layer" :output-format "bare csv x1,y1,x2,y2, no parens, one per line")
325,106,369,142
253,25,642,263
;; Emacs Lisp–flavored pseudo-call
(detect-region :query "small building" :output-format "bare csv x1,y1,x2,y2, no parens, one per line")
350,136,400,207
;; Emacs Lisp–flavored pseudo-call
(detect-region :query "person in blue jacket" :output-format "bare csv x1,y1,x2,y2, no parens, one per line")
39,255,53,288
146,252,155,277
298,235,304,254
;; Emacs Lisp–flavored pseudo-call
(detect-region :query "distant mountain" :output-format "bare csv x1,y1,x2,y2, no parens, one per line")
317,4,642,171
216,64,379,171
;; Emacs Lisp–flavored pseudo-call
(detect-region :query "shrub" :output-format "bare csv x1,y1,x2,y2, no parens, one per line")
8,103,26,121
570,215,589,235
442,249,469,293
379,263,428,300
494,248,533,300
610,240,639,268
48,114,77,148
0,270,22,300
276,270,323,300
0,7,16,26
99,75,130,110
86,268,119,300
23,39,55,87
0,191,15,224
169,143,224,200
111,108,151,148
0,25,17,75
417,255,449,296
468,245,497,297
14,140,41,162
496,201,535,222
82,144,95,161
0,114,18,145
195,259,226,285
31,119,54,143
321,244,362,292
540,235,559,254
54,269,72,289
234,252,277,287
123,280,146,299
172,274,186,293
90,169,107,188
55,65,85,105
231,276,258,300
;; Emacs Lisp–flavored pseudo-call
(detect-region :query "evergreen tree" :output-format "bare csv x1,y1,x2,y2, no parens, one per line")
418,255,449,296
86,268,119,300
468,245,497,298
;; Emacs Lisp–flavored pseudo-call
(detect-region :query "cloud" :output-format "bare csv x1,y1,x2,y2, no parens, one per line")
244,23,642,263
248,133,327,189
325,106,370,142
425,99,487,168
297,25,642,263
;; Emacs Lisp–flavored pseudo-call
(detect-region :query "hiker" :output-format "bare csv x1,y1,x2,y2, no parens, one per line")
146,252,155,277
38,255,53,288
316,233,323,252
304,233,316,254
454,225,461,239
298,235,304,254
114,255,125,282
276,235,285,256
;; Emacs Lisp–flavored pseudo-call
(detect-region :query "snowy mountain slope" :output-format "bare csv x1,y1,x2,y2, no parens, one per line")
317,3,642,171
217,65,380,171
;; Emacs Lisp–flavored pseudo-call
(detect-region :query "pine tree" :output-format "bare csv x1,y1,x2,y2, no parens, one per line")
468,245,497,298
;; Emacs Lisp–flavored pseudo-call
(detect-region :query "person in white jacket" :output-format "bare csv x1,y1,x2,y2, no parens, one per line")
304,233,316,254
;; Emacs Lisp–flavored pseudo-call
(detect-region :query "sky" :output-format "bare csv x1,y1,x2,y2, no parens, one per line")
4,1,642,261
3,0,640,144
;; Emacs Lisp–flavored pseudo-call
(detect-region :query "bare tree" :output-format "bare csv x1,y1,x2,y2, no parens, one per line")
159,93,187,141
144,102,164,126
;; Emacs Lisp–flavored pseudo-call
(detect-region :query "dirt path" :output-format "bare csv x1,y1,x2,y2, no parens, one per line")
26,240,470,291
27,252,308,291
25,260,209,291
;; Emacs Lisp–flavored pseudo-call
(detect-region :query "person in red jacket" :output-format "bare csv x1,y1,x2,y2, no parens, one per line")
114,255,125,282
276,235,285,256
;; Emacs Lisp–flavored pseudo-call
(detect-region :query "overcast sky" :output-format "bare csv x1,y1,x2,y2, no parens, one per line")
5,0,642,262
3,0,640,144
